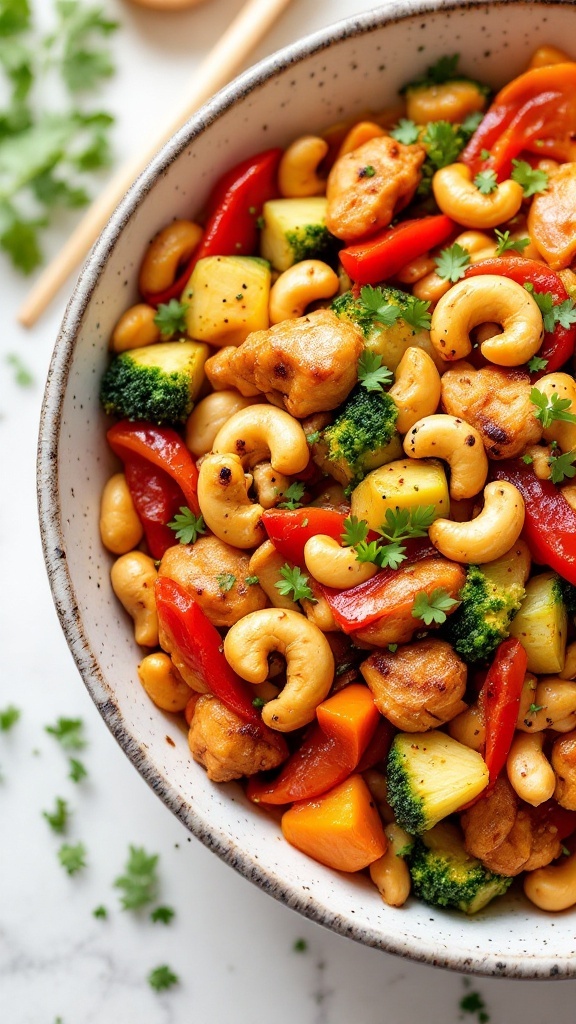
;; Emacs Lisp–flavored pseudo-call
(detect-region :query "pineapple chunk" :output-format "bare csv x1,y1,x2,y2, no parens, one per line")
351,458,449,531
509,571,568,674
260,197,333,271
182,255,270,346
386,730,489,834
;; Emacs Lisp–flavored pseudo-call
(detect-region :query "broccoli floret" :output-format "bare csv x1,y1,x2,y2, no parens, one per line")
331,285,436,372
558,577,576,613
317,386,399,486
100,340,207,425
260,198,336,271
286,223,335,264
444,549,527,664
409,822,513,915
386,731,489,835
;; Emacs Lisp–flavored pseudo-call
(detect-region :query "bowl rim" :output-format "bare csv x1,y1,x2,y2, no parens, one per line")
38,0,576,980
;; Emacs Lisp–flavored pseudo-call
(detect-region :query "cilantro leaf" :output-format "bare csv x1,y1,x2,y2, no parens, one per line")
58,841,87,875
216,573,236,593
553,298,576,329
150,905,175,925
341,515,369,548
412,587,458,625
43,796,70,834
0,217,43,273
358,285,402,328
167,507,206,545
389,118,420,145
114,846,159,910
153,299,189,339
530,387,576,429
244,575,259,586
511,158,549,198
403,54,460,92
357,350,393,392
6,352,34,386
277,481,305,510
524,284,557,333
402,295,431,330
93,905,107,919
148,965,179,992
0,0,32,36
252,696,266,709
49,1,119,94
379,505,437,541
527,354,548,373
422,120,463,169
549,449,576,484
474,169,498,194
355,538,407,570
275,564,316,603
434,242,470,282
69,757,87,782
0,705,21,730
293,938,308,953
45,717,86,750
494,229,530,256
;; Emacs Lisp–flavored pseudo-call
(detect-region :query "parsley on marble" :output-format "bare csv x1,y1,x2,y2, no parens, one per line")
6,353,34,386
114,845,159,910
58,841,87,875
68,757,87,782
93,905,108,919
293,938,308,953
148,965,179,992
43,796,70,833
45,716,86,750
150,905,175,925
0,705,21,730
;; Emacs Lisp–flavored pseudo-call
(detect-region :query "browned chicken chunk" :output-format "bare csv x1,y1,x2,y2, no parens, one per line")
441,360,542,459
205,308,363,418
159,535,267,629
360,639,467,731
188,695,288,782
552,731,576,810
461,777,561,876
326,135,426,241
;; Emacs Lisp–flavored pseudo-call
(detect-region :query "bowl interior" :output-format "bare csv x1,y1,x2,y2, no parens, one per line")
39,0,576,978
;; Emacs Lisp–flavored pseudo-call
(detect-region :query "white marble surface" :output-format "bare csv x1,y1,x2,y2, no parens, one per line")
3,0,576,1020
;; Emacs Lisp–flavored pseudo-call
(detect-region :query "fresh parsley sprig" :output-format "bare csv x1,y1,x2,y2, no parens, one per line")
530,387,576,429
494,229,530,256
474,169,498,195
277,482,305,510
114,846,159,911
435,242,470,283
275,564,316,603
45,717,86,750
511,158,549,198
389,118,420,145
341,515,369,548
58,841,87,875
153,299,189,339
357,350,393,392
345,506,436,571
524,283,576,333
43,797,70,834
527,354,548,373
148,965,179,992
412,587,458,625
358,285,402,329
168,508,206,545
549,449,576,484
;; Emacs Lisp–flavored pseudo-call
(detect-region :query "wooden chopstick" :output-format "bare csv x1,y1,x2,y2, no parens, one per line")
18,0,294,327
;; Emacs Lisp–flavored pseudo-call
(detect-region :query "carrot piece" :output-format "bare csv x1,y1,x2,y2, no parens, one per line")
316,684,380,765
281,774,387,872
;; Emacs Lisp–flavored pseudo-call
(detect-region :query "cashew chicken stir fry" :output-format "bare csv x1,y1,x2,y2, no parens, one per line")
101,47,576,916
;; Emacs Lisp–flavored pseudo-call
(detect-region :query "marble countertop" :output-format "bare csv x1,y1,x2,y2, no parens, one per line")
3,1,576,1020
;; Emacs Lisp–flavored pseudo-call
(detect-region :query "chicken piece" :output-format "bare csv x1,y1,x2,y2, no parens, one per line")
188,695,288,782
360,639,467,732
552,731,576,810
205,309,363,418
326,135,426,241
441,360,542,459
528,162,576,270
159,535,267,628
461,777,561,876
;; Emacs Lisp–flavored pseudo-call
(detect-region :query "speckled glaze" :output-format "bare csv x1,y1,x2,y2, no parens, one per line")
39,0,576,979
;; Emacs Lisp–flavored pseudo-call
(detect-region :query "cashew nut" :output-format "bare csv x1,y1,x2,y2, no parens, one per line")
269,260,339,324
396,252,436,285
138,220,202,296
430,275,543,366
524,852,576,911
248,541,301,611
448,702,486,752
535,373,576,452
197,453,265,549
528,44,572,69
337,120,385,157
99,473,144,555
369,823,412,907
278,135,328,197
403,414,488,500
412,231,495,304
388,348,441,434
506,732,556,806
300,588,339,632
406,81,487,125
212,404,309,475
429,481,525,563
185,390,258,457
111,304,160,352
432,163,523,228
110,551,158,647
517,678,576,732
224,608,334,731
303,534,378,588
137,651,192,711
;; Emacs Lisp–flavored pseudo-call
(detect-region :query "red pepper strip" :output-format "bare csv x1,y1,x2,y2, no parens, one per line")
492,460,576,585
262,508,350,567
533,800,576,843
107,420,200,515
124,454,184,560
246,684,380,805
464,257,576,372
142,148,282,306
155,577,262,727
481,638,527,786
461,64,576,178
338,214,455,286
321,539,437,631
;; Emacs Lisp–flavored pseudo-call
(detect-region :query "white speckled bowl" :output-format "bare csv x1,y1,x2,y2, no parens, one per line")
39,0,576,978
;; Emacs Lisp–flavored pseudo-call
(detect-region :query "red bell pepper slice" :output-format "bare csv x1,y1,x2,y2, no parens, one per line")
493,460,576,585
262,507,350,567
339,214,455,286
321,540,437,630
533,801,576,843
142,148,282,306
155,577,262,727
461,64,576,179
107,420,200,515
464,256,576,372
246,684,380,805
123,454,184,560
481,638,528,786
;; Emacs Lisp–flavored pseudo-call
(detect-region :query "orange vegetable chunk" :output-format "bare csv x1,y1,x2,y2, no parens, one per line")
281,774,387,872
316,683,380,764
528,162,576,270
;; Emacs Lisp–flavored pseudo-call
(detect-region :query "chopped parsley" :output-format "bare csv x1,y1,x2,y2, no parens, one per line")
530,387,576,429
216,573,236,593
68,757,88,782
434,242,470,282
412,587,458,625
528,702,545,714
473,169,498,194
58,841,87,875
275,564,316,603
150,905,175,925
45,717,86,750
494,229,530,256
148,965,179,992
244,575,259,586
511,158,549,198
357,350,394,392
277,481,305,510
114,845,159,910
293,938,308,953
252,696,266,709
93,905,108,919
358,164,376,178
168,507,206,545
0,705,21,731
153,299,189,338
549,449,576,484
6,353,34,386
43,796,70,834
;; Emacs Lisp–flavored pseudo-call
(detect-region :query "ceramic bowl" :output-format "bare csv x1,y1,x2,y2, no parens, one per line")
39,0,576,978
